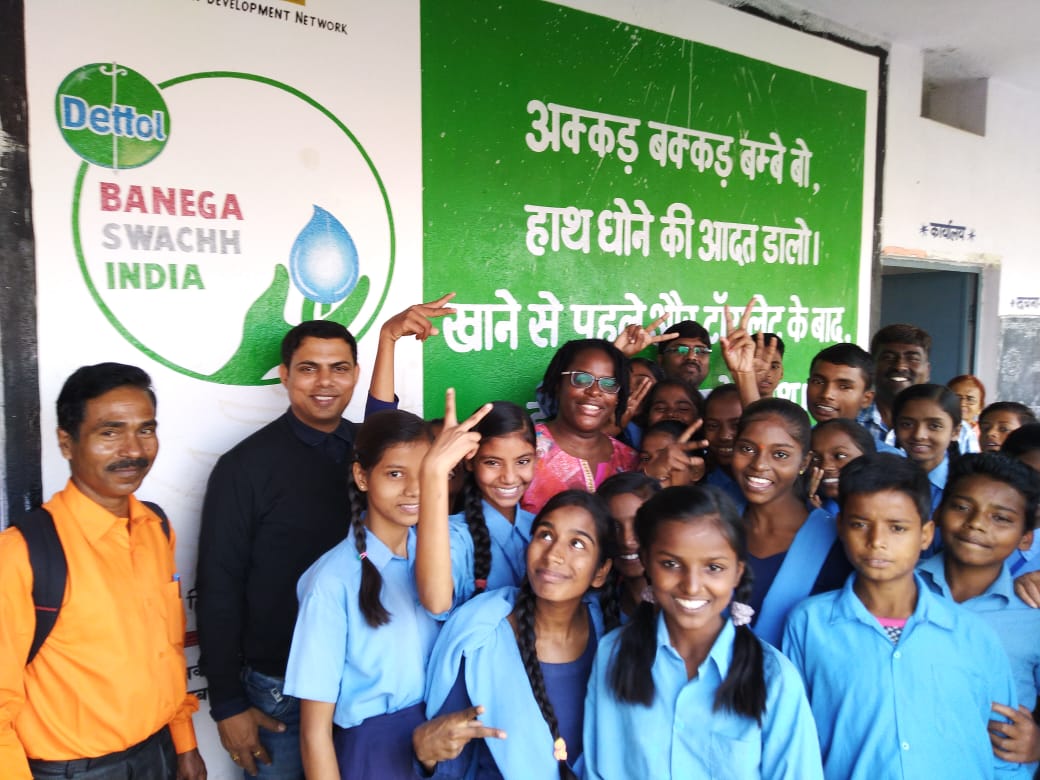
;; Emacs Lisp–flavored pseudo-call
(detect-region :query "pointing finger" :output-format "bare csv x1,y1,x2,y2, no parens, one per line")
739,296,759,331
443,387,459,428
647,313,669,332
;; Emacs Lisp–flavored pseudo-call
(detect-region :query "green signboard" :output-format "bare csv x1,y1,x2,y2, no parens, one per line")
422,0,867,415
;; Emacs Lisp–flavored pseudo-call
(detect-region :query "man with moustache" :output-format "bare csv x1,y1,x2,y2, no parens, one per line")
0,363,205,780
857,323,979,453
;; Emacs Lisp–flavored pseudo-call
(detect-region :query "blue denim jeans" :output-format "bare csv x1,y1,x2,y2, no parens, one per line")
242,667,303,780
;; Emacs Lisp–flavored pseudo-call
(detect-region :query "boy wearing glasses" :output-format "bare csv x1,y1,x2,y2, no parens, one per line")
657,320,713,391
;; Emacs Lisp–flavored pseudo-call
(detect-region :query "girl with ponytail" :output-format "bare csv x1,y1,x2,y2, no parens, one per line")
416,398,538,615
415,490,617,778
284,409,439,779
583,485,823,779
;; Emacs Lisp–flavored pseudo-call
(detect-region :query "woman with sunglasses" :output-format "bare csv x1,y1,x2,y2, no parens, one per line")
521,339,638,514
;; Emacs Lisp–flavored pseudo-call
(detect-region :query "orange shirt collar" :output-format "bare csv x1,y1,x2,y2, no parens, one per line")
59,480,158,545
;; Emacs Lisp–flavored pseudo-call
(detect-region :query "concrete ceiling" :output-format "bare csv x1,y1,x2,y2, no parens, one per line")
719,0,1040,92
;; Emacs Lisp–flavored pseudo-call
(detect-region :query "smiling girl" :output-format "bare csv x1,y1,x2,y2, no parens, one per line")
892,383,962,517
644,380,704,429
415,490,616,779
731,399,852,646
417,399,538,614
522,340,638,514
808,418,877,516
284,410,436,779
583,485,822,779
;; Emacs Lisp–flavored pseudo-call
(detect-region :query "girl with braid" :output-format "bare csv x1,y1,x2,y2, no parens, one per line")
414,490,616,778
583,485,823,779
283,410,439,779
417,400,538,614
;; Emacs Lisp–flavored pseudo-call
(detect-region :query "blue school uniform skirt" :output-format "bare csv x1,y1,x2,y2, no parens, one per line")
332,702,425,779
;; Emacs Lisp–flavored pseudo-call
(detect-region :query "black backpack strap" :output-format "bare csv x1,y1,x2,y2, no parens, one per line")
142,500,171,540
11,509,67,666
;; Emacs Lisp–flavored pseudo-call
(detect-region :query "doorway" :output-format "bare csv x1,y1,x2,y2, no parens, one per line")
879,263,979,384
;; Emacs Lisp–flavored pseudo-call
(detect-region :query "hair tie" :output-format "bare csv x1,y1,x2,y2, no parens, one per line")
730,601,755,627
553,737,568,762
358,551,368,561
640,585,656,604
474,578,487,590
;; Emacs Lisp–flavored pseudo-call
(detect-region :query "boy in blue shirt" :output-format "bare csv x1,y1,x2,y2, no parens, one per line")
919,453,1040,772
782,453,1029,779
805,343,875,425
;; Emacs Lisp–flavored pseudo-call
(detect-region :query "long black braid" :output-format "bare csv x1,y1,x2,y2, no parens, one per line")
461,475,493,594
513,579,578,780
464,401,536,595
510,489,615,779
348,473,390,628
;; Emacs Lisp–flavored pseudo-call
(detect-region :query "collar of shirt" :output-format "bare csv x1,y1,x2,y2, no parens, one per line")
656,609,735,680
361,523,416,572
60,479,159,546
828,572,956,637
928,455,949,492
482,500,534,544
286,408,354,461
857,401,887,435
918,553,1015,607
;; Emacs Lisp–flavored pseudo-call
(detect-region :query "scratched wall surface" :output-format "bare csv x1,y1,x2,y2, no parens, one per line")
421,0,879,416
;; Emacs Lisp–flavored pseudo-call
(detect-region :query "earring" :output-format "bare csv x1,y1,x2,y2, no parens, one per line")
640,585,656,604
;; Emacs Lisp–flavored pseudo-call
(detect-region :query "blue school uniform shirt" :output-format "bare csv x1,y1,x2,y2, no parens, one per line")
583,614,823,780
818,496,840,517
284,526,440,728
918,555,1040,732
448,501,535,605
1009,534,1040,576
749,507,851,647
782,574,1029,780
425,586,605,779
705,467,747,513
917,455,950,558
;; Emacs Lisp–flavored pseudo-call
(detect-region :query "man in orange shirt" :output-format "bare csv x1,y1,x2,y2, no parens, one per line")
0,363,205,779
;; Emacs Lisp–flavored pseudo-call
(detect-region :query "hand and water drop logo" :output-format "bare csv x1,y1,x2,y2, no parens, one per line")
204,204,372,384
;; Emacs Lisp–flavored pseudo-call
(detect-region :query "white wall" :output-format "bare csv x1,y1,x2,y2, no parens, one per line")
881,42,1040,392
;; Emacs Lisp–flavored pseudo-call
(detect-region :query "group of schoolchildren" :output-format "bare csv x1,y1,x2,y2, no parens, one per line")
283,308,1040,780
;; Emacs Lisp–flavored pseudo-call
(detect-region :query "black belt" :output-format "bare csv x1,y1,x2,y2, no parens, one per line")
28,727,170,778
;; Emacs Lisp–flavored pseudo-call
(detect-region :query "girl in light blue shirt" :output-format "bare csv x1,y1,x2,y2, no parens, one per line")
449,402,538,603
584,484,823,779
892,383,962,557
416,398,537,617
892,383,962,515
414,490,618,779
285,410,437,780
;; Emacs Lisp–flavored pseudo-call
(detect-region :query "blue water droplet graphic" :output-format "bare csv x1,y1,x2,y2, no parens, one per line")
289,205,360,305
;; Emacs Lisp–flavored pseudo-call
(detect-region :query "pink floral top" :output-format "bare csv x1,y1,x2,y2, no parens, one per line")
520,423,639,514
